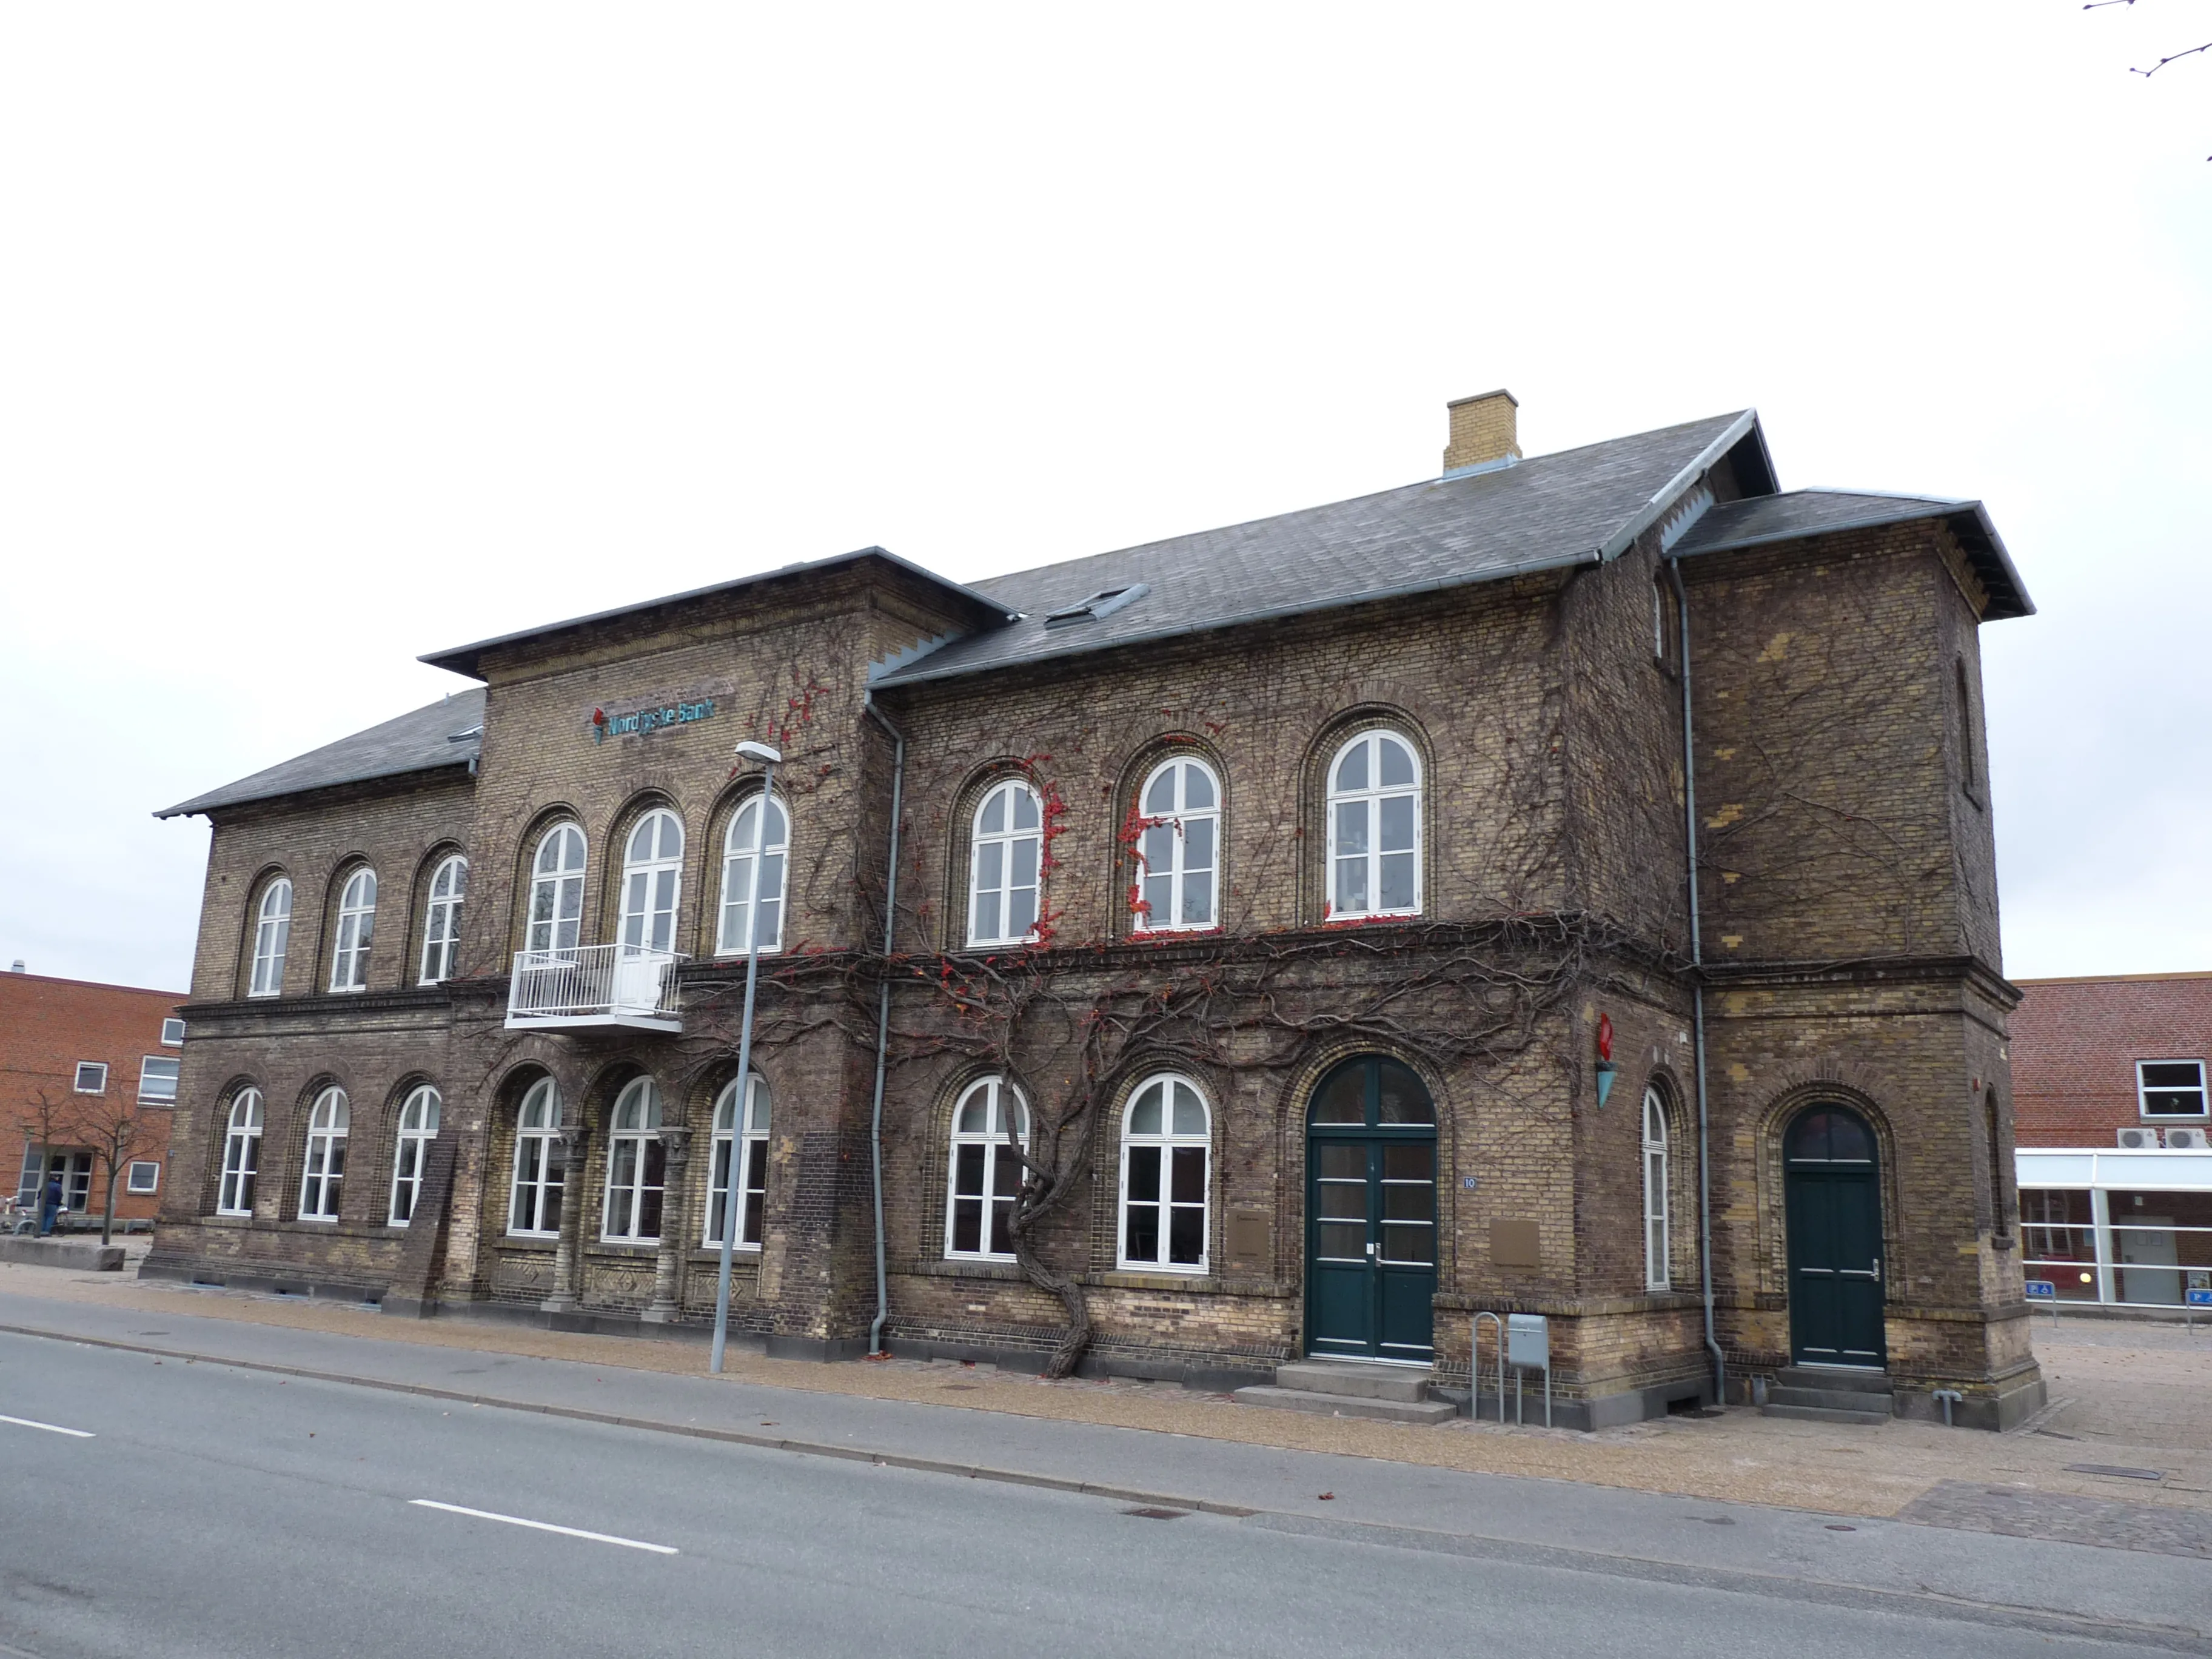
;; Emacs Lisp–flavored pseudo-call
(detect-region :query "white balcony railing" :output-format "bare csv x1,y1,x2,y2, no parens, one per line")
506,945,686,1032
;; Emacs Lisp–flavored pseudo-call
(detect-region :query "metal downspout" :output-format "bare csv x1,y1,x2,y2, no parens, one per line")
1669,558,1728,1405
863,695,906,1357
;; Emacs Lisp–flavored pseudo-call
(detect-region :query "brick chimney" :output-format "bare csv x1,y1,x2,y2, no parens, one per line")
1442,389,1520,475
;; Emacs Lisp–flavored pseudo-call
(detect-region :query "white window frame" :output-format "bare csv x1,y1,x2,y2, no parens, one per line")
716,793,789,957
217,1090,263,1216
388,1084,441,1227
1117,1074,1212,1273
1325,730,1423,921
137,1055,180,1103
1131,758,1221,934
249,879,292,998
2137,1059,2209,1120
968,780,1044,948
945,1076,1029,1261
602,1077,666,1244
329,868,378,993
161,1017,186,1047
1643,1085,1671,1291
526,826,588,955
705,1073,771,1248
73,1062,107,1094
126,1161,160,1195
298,1087,349,1221
509,1077,565,1237
618,811,685,957
419,855,468,986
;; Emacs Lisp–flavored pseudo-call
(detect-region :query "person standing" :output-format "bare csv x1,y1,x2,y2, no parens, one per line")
38,1170,65,1237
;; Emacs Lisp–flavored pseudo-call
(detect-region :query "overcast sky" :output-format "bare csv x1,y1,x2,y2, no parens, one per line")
2,2,2206,993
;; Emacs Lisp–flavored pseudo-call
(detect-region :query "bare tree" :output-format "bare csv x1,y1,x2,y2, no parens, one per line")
13,1088,72,1229
2087,0,2212,156
64,1088,150,1247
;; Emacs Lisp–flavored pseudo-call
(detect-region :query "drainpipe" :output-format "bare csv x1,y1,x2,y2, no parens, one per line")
862,694,906,1357
1669,557,1728,1406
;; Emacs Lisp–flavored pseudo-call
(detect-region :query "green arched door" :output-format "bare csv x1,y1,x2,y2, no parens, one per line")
1307,1056,1436,1361
1785,1105,1887,1369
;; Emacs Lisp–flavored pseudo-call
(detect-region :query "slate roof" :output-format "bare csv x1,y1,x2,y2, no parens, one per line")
871,411,1770,688
1671,489,2033,618
156,689,486,819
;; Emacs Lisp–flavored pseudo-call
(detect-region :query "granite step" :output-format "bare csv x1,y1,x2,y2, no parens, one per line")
1776,1365,1892,1396
1758,1401,1893,1426
1272,1360,1434,1403
1767,1384,1897,1416
1232,1385,1460,1426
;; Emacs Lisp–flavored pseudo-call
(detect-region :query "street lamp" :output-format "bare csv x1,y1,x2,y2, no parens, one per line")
711,739,781,1373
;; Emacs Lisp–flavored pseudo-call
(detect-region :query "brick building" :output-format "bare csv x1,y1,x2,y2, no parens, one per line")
147,391,2046,1426
3,967,185,1232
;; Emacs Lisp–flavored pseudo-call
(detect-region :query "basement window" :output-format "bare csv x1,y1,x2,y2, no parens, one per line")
2139,1061,2208,1119
1043,583,1148,628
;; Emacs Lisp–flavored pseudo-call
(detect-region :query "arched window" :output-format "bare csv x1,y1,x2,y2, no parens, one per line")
1643,1085,1669,1291
946,1077,1028,1259
1133,758,1219,933
1119,1074,1210,1271
717,795,789,956
419,856,468,985
526,825,588,955
620,810,685,956
217,1090,263,1215
249,880,292,998
1326,731,1421,920
389,1084,441,1226
602,1078,665,1242
968,781,1042,947
299,1087,349,1220
509,1077,564,1236
330,869,378,991
706,1073,770,1248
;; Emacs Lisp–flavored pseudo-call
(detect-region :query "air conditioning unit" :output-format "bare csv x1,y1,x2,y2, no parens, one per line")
2116,1127,2160,1150
2165,1126,2210,1151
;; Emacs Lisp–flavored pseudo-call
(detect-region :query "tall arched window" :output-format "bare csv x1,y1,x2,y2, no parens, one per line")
330,869,378,991
299,1087,349,1221
946,1077,1028,1259
717,794,788,956
217,1090,263,1215
389,1084,441,1225
249,880,292,998
1642,1085,1670,1290
706,1073,770,1248
968,780,1042,947
1119,1074,1210,1271
419,856,468,985
1326,731,1421,920
602,1078,665,1242
1133,758,1219,933
526,826,588,955
620,810,685,956
509,1077,564,1236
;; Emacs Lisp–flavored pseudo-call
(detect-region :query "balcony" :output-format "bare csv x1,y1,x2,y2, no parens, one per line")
507,945,686,1033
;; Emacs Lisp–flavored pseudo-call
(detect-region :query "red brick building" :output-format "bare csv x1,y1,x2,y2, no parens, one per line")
2010,973,2212,1148
2,968,186,1231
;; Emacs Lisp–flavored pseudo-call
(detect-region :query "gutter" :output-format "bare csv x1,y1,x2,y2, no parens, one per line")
862,693,907,1357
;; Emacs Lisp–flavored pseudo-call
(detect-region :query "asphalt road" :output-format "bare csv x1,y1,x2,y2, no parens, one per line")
0,1333,2191,1658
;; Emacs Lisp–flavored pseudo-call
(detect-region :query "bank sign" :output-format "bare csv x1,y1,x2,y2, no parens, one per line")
591,697,716,743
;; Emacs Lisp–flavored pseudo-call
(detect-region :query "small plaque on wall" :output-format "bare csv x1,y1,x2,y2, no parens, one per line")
1490,1219,1542,1268
1225,1206,1272,1273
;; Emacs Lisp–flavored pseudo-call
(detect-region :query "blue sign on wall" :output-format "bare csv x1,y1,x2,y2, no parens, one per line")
2189,1288,2212,1308
2023,1279,2056,1300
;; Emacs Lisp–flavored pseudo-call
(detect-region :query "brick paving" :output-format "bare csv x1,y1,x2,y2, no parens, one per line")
1898,1481,2212,1559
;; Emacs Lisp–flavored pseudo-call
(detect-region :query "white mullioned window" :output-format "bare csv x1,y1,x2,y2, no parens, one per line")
420,856,468,985
389,1084,441,1226
329,868,378,992
1326,731,1422,920
602,1077,666,1242
127,1161,160,1195
526,826,588,954
218,1090,264,1216
1133,758,1219,932
1119,1074,1211,1272
138,1056,180,1102
945,1076,1028,1260
968,780,1043,947
249,879,293,997
705,1073,771,1248
2137,1060,2208,1119
717,794,789,956
509,1077,565,1236
299,1087,349,1221
1643,1085,1670,1291
619,811,685,956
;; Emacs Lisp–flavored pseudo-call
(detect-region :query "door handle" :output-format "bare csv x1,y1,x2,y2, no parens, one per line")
1366,1242,1377,1256
1872,1258,1882,1283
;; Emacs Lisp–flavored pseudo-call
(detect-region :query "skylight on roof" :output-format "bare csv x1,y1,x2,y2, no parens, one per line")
1043,583,1149,628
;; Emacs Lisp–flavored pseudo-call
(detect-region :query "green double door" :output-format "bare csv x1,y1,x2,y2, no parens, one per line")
1307,1056,1436,1362
1785,1105,1887,1369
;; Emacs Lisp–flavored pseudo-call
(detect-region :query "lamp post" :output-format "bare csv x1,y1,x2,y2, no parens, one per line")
711,739,781,1374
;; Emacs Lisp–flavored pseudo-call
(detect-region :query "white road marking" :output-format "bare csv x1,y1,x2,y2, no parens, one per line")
0,1413,95,1438
409,1499,678,1555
